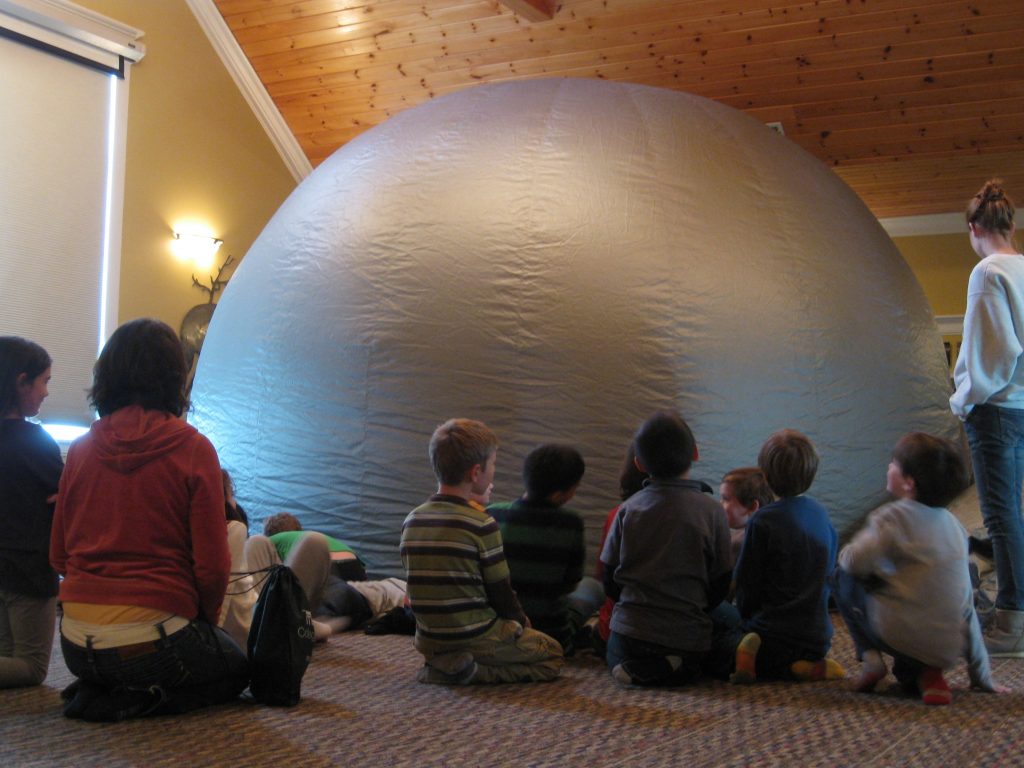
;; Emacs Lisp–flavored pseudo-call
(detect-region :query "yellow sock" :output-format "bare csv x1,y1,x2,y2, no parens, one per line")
729,632,761,685
791,657,846,682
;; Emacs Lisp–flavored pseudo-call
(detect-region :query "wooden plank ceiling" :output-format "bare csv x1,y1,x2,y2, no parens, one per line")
213,0,1024,219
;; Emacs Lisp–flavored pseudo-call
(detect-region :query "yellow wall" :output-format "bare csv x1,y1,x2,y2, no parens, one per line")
891,231,976,373
891,232,977,317
75,0,296,330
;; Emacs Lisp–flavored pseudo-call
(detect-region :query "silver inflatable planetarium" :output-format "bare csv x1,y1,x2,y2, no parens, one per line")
191,78,958,574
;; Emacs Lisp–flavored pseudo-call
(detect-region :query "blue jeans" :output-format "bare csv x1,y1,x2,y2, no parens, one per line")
61,619,249,715
831,569,924,686
964,404,1024,610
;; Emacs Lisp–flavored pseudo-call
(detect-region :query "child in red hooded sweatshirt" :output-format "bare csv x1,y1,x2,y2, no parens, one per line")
51,319,247,722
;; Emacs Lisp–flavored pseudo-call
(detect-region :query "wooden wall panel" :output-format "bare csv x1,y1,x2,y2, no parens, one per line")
213,0,1024,218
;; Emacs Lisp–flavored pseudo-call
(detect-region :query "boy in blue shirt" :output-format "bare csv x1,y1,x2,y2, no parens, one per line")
729,429,844,683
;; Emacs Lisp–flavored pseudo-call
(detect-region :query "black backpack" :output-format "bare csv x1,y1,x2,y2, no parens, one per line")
247,564,314,706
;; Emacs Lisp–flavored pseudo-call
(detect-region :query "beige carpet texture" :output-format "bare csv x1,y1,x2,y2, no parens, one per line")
3,619,1023,768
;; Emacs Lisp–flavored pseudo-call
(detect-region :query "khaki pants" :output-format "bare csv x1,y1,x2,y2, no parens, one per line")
244,533,330,610
415,618,563,684
0,590,55,688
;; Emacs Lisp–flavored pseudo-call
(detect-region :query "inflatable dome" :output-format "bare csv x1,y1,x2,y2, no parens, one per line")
191,78,958,574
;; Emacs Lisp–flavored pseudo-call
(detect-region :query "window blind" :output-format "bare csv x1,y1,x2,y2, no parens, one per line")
0,0,142,427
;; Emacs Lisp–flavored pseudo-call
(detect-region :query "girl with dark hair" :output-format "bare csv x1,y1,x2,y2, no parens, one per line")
218,469,258,649
0,337,63,688
950,180,1024,656
50,319,248,721
592,443,650,653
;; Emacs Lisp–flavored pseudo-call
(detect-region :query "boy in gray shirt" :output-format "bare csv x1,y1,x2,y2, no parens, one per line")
600,410,732,686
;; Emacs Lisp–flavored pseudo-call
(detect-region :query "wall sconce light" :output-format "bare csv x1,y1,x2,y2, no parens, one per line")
172,231,223,270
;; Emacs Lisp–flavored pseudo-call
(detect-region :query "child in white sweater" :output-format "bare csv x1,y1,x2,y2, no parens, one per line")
834,433,1008,704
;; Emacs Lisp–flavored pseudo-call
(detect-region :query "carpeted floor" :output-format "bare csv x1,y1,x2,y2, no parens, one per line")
2,620,1023,768
4,487,1019,767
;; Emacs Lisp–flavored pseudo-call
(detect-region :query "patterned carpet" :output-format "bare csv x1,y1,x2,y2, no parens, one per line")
2,619,1023,768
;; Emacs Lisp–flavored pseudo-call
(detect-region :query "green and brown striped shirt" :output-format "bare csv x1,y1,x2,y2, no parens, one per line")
400,494,510,641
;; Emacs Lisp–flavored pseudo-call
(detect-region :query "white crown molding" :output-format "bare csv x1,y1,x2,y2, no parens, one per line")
878,213,964,238
186,0,311,183
935,315,964,336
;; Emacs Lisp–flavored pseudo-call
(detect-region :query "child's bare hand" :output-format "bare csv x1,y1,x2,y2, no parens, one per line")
970,680,1011,693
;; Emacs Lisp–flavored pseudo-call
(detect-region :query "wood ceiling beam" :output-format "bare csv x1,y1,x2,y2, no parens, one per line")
500,0,555,22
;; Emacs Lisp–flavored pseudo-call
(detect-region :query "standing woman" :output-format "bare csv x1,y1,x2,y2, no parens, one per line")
951,180,1024,656
0,338,63,687
51,319,248,721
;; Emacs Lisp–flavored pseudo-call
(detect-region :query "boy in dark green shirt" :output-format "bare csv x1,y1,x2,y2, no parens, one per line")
489,444,601,655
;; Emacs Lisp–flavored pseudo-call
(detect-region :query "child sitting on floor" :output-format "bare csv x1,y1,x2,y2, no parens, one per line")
489,444,603,656
600,410,732,687
719,467,773,566
729,429,844,684
400,418,563,684
834,432,1007,704
593,442,649,656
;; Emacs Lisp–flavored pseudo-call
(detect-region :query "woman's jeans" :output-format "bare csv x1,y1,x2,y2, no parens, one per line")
61,619,249,714
964,403,1024,610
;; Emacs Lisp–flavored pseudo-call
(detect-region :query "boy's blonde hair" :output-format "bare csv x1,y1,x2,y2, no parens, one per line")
758,429,819,498
429,418,498,485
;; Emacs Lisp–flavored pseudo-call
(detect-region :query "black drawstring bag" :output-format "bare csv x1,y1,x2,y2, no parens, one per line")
247,564,314,706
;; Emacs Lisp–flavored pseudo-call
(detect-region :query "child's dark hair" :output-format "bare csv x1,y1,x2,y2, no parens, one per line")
0,336,51,417
89,319,188,417
967,179,1015,238
758,429,819,497
634,410,696,480
722,467,774,508
222,469,249,526
892,432,969,508
264,512,302,536
619,442,649,500
522,444,585,501
429,418,498,485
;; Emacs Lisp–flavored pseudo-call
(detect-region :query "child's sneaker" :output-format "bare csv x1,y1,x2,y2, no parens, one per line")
985,609,1024,657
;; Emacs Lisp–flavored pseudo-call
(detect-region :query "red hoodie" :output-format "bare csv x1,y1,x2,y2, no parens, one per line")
50,405,229,623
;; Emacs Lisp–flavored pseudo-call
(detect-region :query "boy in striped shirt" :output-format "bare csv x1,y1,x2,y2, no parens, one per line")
400,418,563,685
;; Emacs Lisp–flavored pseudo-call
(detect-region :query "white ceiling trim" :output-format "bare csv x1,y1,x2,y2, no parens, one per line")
934,315,964,336
186,0,311,183
879,213,964,238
